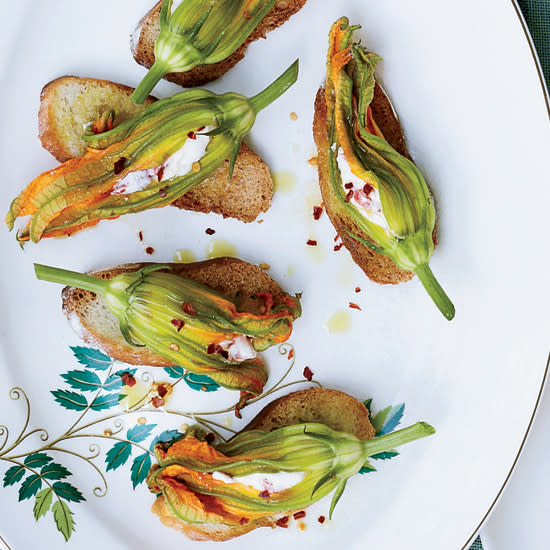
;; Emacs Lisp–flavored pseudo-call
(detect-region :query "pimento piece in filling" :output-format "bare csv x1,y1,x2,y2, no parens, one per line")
344,190,354,203
187,131,197,140
171,318,185,331
113,157,127,175
258,490,270,499
276,516,289,528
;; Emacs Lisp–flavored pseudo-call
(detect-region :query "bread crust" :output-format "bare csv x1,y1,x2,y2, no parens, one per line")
131,0,307,87
62,258,288,366
38,76,272,222
150,388,374,540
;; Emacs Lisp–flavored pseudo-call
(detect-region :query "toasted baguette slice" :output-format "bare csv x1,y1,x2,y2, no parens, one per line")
131,0,307,87
38,76,272,222
62,258,289,367
313,84,416,285
151,387,374,541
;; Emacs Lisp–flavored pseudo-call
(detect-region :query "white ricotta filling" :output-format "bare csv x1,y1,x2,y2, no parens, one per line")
211,471,305,494
336,148,391,232
111,127,212,195
218,335,257,362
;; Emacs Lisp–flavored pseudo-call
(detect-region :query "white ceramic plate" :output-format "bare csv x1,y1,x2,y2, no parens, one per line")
0,1,549,549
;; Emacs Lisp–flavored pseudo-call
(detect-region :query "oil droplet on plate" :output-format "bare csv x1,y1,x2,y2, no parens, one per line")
206,239,238,259
325,310,352,334
287,265,296,276
173,249,196,263
273,170,297,193
337,261,354,286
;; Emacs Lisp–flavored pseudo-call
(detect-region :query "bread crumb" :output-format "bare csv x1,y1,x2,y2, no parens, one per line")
308,156,318,166
258,263,270,270
290,112,298,120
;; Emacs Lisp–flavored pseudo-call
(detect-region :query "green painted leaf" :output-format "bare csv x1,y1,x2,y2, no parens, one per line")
61,370,102,392
24,453,53,468
164,366,185,379
127,424,156,443
105,441,132,471
52,500,75,541
52,481,85,502
71,346,111,370
183,372,220,392
130,453,152,489
363,398,373,414
3,465,25,487
150,429,182,450
41,463,71,480
19,474,42,501
51,390,88,411
33,488,53,520
358,460,377,474
90,393,120,411
371,450,399,460
377,404,405,435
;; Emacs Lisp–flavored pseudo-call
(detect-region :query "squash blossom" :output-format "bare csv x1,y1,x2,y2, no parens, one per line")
147,421,435,524
131,0,279,104
324,18,454,320
34,263,301,405
6,60,298,244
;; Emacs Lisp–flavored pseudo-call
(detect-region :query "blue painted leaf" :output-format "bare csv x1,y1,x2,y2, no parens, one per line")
150,429,182,450
371,450,400,460
51,390,88,411
24,453,53,468
61,369,102,392
183,372,220,392
104,369,137,392
52,481,85,502
371,404,405,436
52,500,74,541
18,474,42,500
358,460,376,474
70,346,111,370
41,463,71,480
164,366,185,379
90,393,120,411
33,488,53,520
3,465,25,487
127,424,156,443
363,398,373,415
105,441,132,471
130,453,152,489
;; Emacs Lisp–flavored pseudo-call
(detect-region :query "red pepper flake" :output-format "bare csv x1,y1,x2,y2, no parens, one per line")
276,516,289,528
138,231,143,242
334,234,340,242
303,366,314,381
355,287,361,293
239,517,250,525
145,246,155,255
197,126,205,132
171,318,185,332
159,185,169,198
151,396,165,408
157,384,168,398
207,343,216,354
293,511,306,520
205,433,215,444
205,228,216,235
288,349,294,360
187,131,197,140
156,165,165,182
113,157,127,175
120,372,136,387
344,182,353,189
333,243,344,251
318,515,326,524
306,239,317,246
344,190,354,203
313,205,323,220
258,490,270,499
349,302,362,311
363,183,374,196
182,302,197,316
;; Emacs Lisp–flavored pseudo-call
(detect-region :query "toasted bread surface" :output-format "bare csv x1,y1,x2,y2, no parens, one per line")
38,76,272,222
131,0,307,87
313,86,415,285
244,387,375,440
151,388,373,540
38,76,156,162
62,258,287,366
